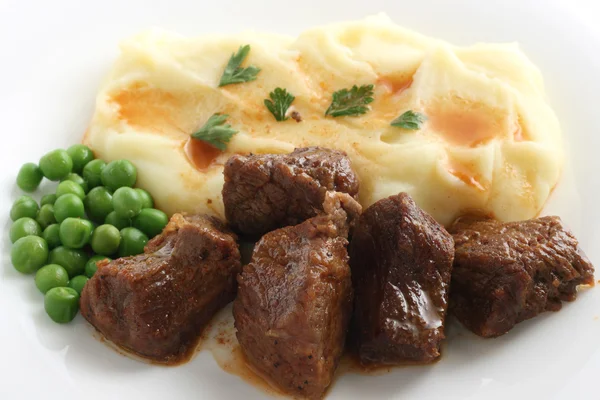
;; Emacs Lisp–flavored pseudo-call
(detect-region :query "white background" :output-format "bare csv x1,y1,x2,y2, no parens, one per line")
1,0,600,399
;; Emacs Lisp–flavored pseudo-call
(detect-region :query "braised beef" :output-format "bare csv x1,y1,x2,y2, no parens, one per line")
233,192,361,399
349,193,454,365
80,214,241,363
222,147,359,236
450,215,595,338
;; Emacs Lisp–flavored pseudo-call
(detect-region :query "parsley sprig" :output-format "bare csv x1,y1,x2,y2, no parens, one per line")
191,114,238,151
264,88,296,121
325,84,374,117
391,110,427,130
219,45,261,87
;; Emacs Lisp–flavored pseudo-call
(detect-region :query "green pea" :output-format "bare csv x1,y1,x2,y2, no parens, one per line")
104,211,131,230
59,218,93,249
10,217,42,243
90,224,121,256
10,195,39,221
85,255,110,278
101,160,137,191
44,287,79,323
54,194,85,223
43,224,61,249
68,275,89,295
56,180,85,200
66,144,95,174
41,194,57,206
134,208,168,238
16,163,43,192
112,187,142,219
82,159,106,189
48,246,89,278
11,236,48,274
119,227,148,257
84,186,114,222
39,149,73,181
61,173,89,193
36,204,57,229
135,188,154,209
35,264,70,294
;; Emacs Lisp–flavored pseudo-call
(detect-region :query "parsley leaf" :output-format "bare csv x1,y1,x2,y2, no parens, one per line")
325,84,374,117
219,45,261,87
264,88,296,121
391,110,427,130
191,114,238,151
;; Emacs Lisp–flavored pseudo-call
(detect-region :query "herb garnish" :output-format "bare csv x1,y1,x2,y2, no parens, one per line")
264,88,296,121
218,45,261,87
191,114,238,150
325,84,374,117
391,110,427,130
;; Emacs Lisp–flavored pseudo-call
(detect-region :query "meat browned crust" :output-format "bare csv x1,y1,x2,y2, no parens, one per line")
233,192,360,398
222,147,360,236
80,213,241,363
349,193,454,364
450,215,595,338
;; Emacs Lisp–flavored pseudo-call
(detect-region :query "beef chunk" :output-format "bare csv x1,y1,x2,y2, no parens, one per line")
80,214,241,363
233,192,360,399
349,193,454,365
222,147,360,236
450,215,595,338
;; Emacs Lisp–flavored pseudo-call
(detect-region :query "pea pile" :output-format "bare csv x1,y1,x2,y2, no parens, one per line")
10,145,169,323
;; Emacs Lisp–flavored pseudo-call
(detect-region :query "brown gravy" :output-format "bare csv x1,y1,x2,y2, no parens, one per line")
89,326,202,367
213,345,285,397
92,303,437,397
337,352,398,376
427,98,504,147
513,121,524,142
446,158,486,191
184,137,221,170
377,75,414,95
337,350,437,377
199,305,285,397
110,82,184,137
196,305,437,398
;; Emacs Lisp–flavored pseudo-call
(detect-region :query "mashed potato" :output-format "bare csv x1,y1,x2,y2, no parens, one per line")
84,14,562,226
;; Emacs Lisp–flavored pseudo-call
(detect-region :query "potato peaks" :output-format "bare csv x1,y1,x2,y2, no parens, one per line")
85,14,562,225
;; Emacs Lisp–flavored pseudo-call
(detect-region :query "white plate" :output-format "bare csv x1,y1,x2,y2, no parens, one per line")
2,0,600,399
